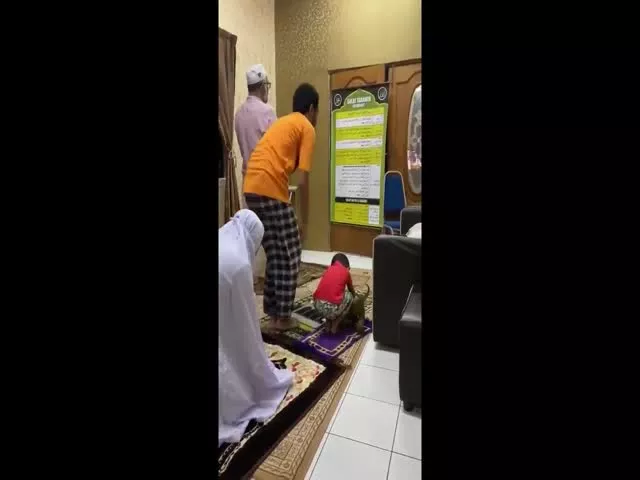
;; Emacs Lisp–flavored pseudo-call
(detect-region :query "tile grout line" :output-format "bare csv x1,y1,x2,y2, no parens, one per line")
350,358,403,405
307,433,330,480
327,392,347,433
392,450,423,462
386,404,402,480
344,391,401,407
309,350,421,476
345,364,357,391
359,361,400,373
325,431,421,463
327,432,392,454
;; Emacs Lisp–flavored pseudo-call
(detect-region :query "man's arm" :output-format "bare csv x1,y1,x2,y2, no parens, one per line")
235,115,249,175
265,108,277,131
298,171,310,239
297,125,316,233
259,107,277,138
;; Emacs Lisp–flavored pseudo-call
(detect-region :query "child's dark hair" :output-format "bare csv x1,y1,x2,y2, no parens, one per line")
331,253,350,269
293,83,319,114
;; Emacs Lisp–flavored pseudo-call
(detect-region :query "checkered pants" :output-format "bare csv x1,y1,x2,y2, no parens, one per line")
245,194,301,318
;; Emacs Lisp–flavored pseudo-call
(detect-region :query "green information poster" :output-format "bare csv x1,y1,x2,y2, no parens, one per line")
330,85,389,228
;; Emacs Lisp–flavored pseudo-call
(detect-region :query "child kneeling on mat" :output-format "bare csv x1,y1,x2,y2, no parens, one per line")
313,253,357,334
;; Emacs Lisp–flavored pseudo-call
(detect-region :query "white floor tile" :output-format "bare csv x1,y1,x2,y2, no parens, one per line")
310,434,390,480
388,453,422,480
326,393,346,432
359,339,400,371
344,338,369,391
301,250,331,266
330,394,399,450
301,250,372,270
393,408,422,460
348,364,401,405
304,433,329,480
350,256,373,270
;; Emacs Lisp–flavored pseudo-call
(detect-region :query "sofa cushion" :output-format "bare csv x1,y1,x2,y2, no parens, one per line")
400,206,422,235
400,283,421,324
399,284,422,408
372,236,421,347
406,222,422,239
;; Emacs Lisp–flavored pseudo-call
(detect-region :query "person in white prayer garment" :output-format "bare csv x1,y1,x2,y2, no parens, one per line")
218,209,293,445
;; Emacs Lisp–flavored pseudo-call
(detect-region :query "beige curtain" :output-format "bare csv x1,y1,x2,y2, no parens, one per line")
218,28,240,219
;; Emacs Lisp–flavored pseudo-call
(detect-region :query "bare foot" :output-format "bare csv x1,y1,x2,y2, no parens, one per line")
267,317,278,331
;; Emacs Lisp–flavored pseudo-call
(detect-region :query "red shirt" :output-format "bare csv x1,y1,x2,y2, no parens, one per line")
313,262,352,304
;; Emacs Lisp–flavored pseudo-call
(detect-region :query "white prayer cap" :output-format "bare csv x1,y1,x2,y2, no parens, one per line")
246,64,268,86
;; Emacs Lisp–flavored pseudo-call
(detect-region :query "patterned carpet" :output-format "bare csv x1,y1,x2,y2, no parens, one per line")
253,268,373,480
254,262,327,296
257,268,372,325
219,344,330,479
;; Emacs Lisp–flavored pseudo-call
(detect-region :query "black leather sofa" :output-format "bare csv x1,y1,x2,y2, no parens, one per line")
399,283,421,411
372,206,422,347
372,206,422,411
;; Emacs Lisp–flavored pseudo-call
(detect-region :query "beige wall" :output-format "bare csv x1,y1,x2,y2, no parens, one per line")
219,0,277,198
220,0,277,277
275,0,422,251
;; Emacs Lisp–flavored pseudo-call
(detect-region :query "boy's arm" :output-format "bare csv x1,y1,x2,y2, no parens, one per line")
297,124,316,235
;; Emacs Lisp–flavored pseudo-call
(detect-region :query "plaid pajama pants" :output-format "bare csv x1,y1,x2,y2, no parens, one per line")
245,194,301,319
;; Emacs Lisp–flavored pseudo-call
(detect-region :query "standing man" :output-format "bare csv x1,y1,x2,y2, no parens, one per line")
235,64,277,179
244,83,319,331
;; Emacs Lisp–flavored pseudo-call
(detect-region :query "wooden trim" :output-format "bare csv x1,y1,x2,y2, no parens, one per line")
329,63,386,75
328,58,421,75
387,58,422,68
329,65,386,90
329,221,381,231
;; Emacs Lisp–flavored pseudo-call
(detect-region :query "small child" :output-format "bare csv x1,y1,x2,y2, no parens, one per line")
313,253,356,333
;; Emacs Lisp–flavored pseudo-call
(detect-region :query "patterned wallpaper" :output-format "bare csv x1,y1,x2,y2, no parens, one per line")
219,0,421,252
275,0,422,251
220,0,276,277
219,0,277,197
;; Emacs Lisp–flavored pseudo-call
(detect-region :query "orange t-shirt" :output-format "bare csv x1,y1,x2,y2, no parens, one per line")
243,112,316,204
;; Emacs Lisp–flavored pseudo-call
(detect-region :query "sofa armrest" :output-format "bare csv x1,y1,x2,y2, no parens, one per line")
372,235,422,347
399,284,422,408
400,206,422,235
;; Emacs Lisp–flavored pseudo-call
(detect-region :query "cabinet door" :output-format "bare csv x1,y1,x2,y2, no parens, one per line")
329,65,386,257
388,62,422,205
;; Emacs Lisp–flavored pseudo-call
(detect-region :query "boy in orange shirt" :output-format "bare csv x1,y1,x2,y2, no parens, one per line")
244,83,318,331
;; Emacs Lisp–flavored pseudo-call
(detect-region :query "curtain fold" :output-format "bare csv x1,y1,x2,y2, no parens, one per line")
218,28,240,220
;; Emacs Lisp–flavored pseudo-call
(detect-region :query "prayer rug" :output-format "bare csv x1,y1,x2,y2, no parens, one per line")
218,340,345,480
260,270,373,364
254,262,326,295
252,268,373,480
